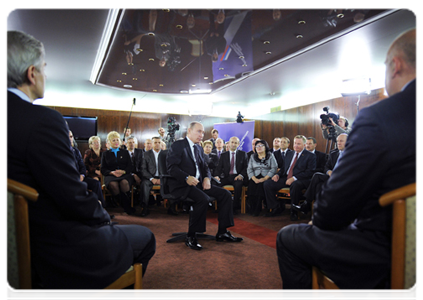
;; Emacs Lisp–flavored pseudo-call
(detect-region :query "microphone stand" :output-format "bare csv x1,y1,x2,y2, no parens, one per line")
121,98,136,150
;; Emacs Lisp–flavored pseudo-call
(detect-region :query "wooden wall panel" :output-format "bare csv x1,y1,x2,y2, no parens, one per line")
48,87,385,156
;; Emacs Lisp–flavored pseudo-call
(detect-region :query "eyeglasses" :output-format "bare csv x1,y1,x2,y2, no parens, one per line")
255,144,265,148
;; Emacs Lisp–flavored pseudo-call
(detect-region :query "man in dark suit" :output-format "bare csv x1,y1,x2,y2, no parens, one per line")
211,137,225,159
126,136,145,208
293,133,348,215
214,136,249,214
247,137,260,160
7,30,155,288
141,137,162,216
279,137,293,167
263,135,316,220
305,137,327,173
166,121,243,250
277,29,416,289
270,137,281,152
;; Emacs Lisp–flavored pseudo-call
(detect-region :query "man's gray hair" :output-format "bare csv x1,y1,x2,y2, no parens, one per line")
8,31,45,88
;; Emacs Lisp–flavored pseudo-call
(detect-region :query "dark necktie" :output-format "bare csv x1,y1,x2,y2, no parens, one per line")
287,153,298,179
193,145,201,180
229,152,235,175
218,150,221,158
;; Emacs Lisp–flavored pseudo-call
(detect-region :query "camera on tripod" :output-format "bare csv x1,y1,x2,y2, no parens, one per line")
320,106,339,127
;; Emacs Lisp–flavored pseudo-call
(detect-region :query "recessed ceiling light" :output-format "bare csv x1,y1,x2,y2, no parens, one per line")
337,13,344,18
176,24,183,29
265,51,272,55
148,32,155,36
239,55,244,59
117,80,122,83
149,58,155,61
153,89,158,92
298,20,306,25
122,72,127,75
296,34,303,39
263,40,270,44
132,78,137,81
204,76,209,80
180,90,189,94
242,64,248,67
159,84,164,87
139,69,145,72
219,67,224,71
123,85,132,88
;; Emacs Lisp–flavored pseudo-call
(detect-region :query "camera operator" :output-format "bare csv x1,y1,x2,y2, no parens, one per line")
321,116,351,143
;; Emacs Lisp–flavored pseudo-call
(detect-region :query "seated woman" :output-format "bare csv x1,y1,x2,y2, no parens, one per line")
247,139,277,216
84,136,104,181
202,140,219,177
101,131,135,215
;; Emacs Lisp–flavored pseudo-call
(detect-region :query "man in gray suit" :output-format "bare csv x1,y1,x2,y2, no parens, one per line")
140,136,162,216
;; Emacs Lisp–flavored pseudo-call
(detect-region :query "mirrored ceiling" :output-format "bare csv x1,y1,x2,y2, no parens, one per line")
94,9,387,95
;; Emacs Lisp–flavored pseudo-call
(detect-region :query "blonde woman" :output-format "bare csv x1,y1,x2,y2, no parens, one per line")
84,136,104,181
101,131,135,215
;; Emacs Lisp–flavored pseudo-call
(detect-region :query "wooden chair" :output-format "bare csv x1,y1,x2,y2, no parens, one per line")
222,185,247,213
312,182,416,289
8,178,142,289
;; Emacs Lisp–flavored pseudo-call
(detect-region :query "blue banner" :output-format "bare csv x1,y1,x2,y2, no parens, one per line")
212,11,253,83
213,121,255,152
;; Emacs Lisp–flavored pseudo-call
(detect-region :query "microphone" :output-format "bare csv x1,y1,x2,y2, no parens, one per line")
133,98,136,105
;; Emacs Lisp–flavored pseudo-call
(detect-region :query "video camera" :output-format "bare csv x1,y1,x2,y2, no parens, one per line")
320,107,339,127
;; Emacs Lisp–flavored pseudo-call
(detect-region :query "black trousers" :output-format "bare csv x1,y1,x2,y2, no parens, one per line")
263,175,310,210
276,223,390,289
219,174,247,209
184,183,234,233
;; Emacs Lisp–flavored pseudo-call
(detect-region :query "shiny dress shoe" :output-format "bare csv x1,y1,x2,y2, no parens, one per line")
292,201,310,215
185,236,202,250
216,231,243,242
167,206,179,216
140,207,150,217
290,210,298,221
264,207,283,217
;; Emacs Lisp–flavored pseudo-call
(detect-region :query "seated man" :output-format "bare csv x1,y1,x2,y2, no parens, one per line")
166,121,243,250
292,133,348,215
7,30,155,288
126,136,144,206
277,29,415,289
214,136,249,214
211,137,225,159
305,137,327,173
141,136,162,216
69,130,105,207
263,135,316,220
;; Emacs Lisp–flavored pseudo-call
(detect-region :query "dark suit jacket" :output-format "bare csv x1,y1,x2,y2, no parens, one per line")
101,148,133,186
205,152,219,176
166,137,211,197
273,149,284,169
131,148,144,178
276,149,316,181
211,147,225,158
215,150,248,181
142,149,160,180
314,79,416,233
324,149,340,173
313,150,327,173
7,91,132,288
72,146,86,175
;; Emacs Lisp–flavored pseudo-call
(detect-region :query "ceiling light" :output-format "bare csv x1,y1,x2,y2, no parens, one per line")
148,32,155,36
239,55,244,59
204,76,209,80
219,67,224,71
123,85,132,88
296,34,303,39
263,41,270,44
122,72,127,75
90,9,120,84
298,20,306,25
149,58,155,61
159,84,164,87
139,69,145,72
265,51,272,55
340,78,371,96
337,14,345,19
176,24,183,29
132,78,137,81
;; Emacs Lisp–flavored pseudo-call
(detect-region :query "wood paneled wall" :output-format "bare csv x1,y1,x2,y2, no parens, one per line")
48,87,386,155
